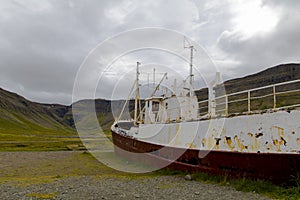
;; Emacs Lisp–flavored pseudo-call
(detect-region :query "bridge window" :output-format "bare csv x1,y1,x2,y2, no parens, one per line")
152,101,159,112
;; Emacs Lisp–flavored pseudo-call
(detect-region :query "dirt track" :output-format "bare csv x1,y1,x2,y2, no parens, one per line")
0,151,270,200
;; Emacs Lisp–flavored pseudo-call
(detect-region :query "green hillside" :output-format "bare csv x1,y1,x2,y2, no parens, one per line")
0,88,118,151
0,88,80,151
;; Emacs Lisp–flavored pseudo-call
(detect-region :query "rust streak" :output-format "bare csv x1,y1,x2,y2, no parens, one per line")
273,126,285,137
273,139,281,152
225,136,234,150
214,138,221,150
234,135,246,151
202,138,206,148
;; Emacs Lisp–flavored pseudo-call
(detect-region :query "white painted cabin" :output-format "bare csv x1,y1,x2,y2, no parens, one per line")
144,87,198,124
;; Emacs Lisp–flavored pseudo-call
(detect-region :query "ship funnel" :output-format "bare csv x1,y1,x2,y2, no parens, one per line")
216,72,221,85
212,72,221,87
209,72,222,118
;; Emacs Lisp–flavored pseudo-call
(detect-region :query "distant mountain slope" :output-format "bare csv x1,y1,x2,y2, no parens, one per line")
70,99,134,131
0,89,131,137
0,88,75,138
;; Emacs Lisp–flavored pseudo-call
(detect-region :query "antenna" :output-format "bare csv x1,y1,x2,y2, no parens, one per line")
147,73,150,89
153,68,156,89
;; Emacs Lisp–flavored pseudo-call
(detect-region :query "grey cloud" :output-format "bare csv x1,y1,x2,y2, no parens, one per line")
216,1,300,78
0,0,115,104
0,0,299,104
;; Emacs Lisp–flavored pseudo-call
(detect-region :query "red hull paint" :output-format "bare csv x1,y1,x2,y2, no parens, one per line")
112,131,300,184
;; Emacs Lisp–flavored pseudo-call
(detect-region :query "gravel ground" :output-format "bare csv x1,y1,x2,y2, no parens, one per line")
0,176,271,200
0,152,271,200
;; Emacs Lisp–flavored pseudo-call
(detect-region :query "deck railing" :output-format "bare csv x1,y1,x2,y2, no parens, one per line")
140,79,300,122
199,79,300,118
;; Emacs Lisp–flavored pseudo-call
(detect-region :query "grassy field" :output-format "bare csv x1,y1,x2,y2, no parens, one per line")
0,128,82,151
0,151,156,186
0,151,299,200
0,105,83,151
0,120,82,151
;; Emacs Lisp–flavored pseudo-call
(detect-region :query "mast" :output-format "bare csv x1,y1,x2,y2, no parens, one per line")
150,72,167,97
184,37,194,97
134,62,141,125
189,45,194,97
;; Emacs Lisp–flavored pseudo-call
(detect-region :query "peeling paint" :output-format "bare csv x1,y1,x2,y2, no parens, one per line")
280,137,287,146
292,131,295,135
273,139,281,152
234,135,246,152
225,136,234,150
214,138,221,150
188,143,196,148
202,138,206,148
255,133,264,138
273,126,285,137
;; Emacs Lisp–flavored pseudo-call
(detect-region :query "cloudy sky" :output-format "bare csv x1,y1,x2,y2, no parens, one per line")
0,0,299,105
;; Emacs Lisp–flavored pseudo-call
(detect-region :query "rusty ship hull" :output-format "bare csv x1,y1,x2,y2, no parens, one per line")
112,129,300,184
